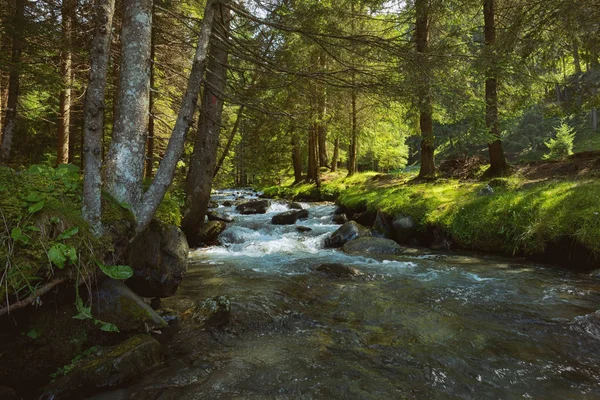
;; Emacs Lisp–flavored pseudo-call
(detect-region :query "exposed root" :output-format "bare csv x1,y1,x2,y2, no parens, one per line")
0,278,65,317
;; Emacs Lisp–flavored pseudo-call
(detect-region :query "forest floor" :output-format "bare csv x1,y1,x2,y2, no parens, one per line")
262,151,600,269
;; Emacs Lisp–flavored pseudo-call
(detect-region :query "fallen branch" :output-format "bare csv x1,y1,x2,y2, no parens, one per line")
0,278,65,317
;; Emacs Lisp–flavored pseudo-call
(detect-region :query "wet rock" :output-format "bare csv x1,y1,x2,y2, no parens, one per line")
352,210,377,227
222,200,234,207
372,211,393,239
94,279,167,332
46,335,161,397
477,184,494,196
190,296,231,327
589,269,600,278
333,206,346,215
332,214,348,225
235,199,270,214
430,228,452,250
127,220,189,298
271,209,309,225
313,263,363,277
207,211,234,223
208,200,219,208
296,226,312,233
392,214,416,244
342,237,403,255
0,386,17,400
157,308,179,325
289,202,304,210
324,221,371,248
193,221,227,246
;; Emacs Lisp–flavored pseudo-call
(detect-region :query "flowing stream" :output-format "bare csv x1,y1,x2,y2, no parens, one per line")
109,190,600,399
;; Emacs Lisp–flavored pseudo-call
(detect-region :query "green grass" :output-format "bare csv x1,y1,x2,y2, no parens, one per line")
262,171,600,256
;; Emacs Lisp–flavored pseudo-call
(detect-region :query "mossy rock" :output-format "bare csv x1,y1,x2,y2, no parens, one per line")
45,335,161,398
342,237,403,256
93,279,167,332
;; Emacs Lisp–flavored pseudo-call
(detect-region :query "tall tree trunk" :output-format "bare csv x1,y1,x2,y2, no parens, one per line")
415,0,435,178
484,0,507,175
145,3,156,178
348,87,358,176
104,0,153,206
0,0,24,163
57,0,75,165
307,124,318,182
317,53,328,168
330,137,339,172
213,105,243,179
82,0,116,234
181,4,230,244
291,128,303,183
136,0,217,232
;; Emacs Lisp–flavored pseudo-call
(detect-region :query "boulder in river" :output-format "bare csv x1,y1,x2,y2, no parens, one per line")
207,211,234,223
289,202,304,210
236,199,270,214
324,221,371,248
192,221,227,247
127,220,189,298
352,210,377,227
271,209,309,225
372,211,393,239
208,200,219,208
392,214,417,244
223,200,234,207
45,335,161,398
296,226,312,233
332,214,348,225
190,296,231,327
313,263,363,277
342,237,403,256
94,279,168,332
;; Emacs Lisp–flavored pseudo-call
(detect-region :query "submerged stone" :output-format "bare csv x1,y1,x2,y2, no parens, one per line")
313,263,363,277
342,237,403,255
296,226,313,233
190,296,231,327
324,221,371,248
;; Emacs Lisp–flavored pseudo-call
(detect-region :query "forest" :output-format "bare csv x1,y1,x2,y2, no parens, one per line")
1,0,600,398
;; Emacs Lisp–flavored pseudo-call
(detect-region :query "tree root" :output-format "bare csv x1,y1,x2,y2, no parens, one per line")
0,278,65,317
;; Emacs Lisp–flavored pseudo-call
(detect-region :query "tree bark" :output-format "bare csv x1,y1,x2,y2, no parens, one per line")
330,137,339,172
0,0,24,163
57,0,75,165
214,105,243,179
347,87,358,176
182,4,231,244
82,0,116,234
307,124,318,182
317,53,328,168
136,0,217,232
145,3,156,178
104,0,153,207
291,128,303,183
415,0,435,178
484,0,507,175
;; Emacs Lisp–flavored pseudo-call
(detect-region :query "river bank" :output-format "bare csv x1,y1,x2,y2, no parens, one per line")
262,158,600,270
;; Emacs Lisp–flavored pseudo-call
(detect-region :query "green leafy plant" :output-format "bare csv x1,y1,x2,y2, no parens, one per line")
544,122,575,159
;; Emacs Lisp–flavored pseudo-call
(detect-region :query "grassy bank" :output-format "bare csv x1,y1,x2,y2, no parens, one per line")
262,171,600,263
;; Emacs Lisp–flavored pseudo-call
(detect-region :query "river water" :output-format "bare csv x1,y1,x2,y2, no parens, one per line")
115,190,600,399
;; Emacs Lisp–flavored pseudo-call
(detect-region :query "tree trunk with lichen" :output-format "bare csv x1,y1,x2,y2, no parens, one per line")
57,0,75,165
82,0,116,234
